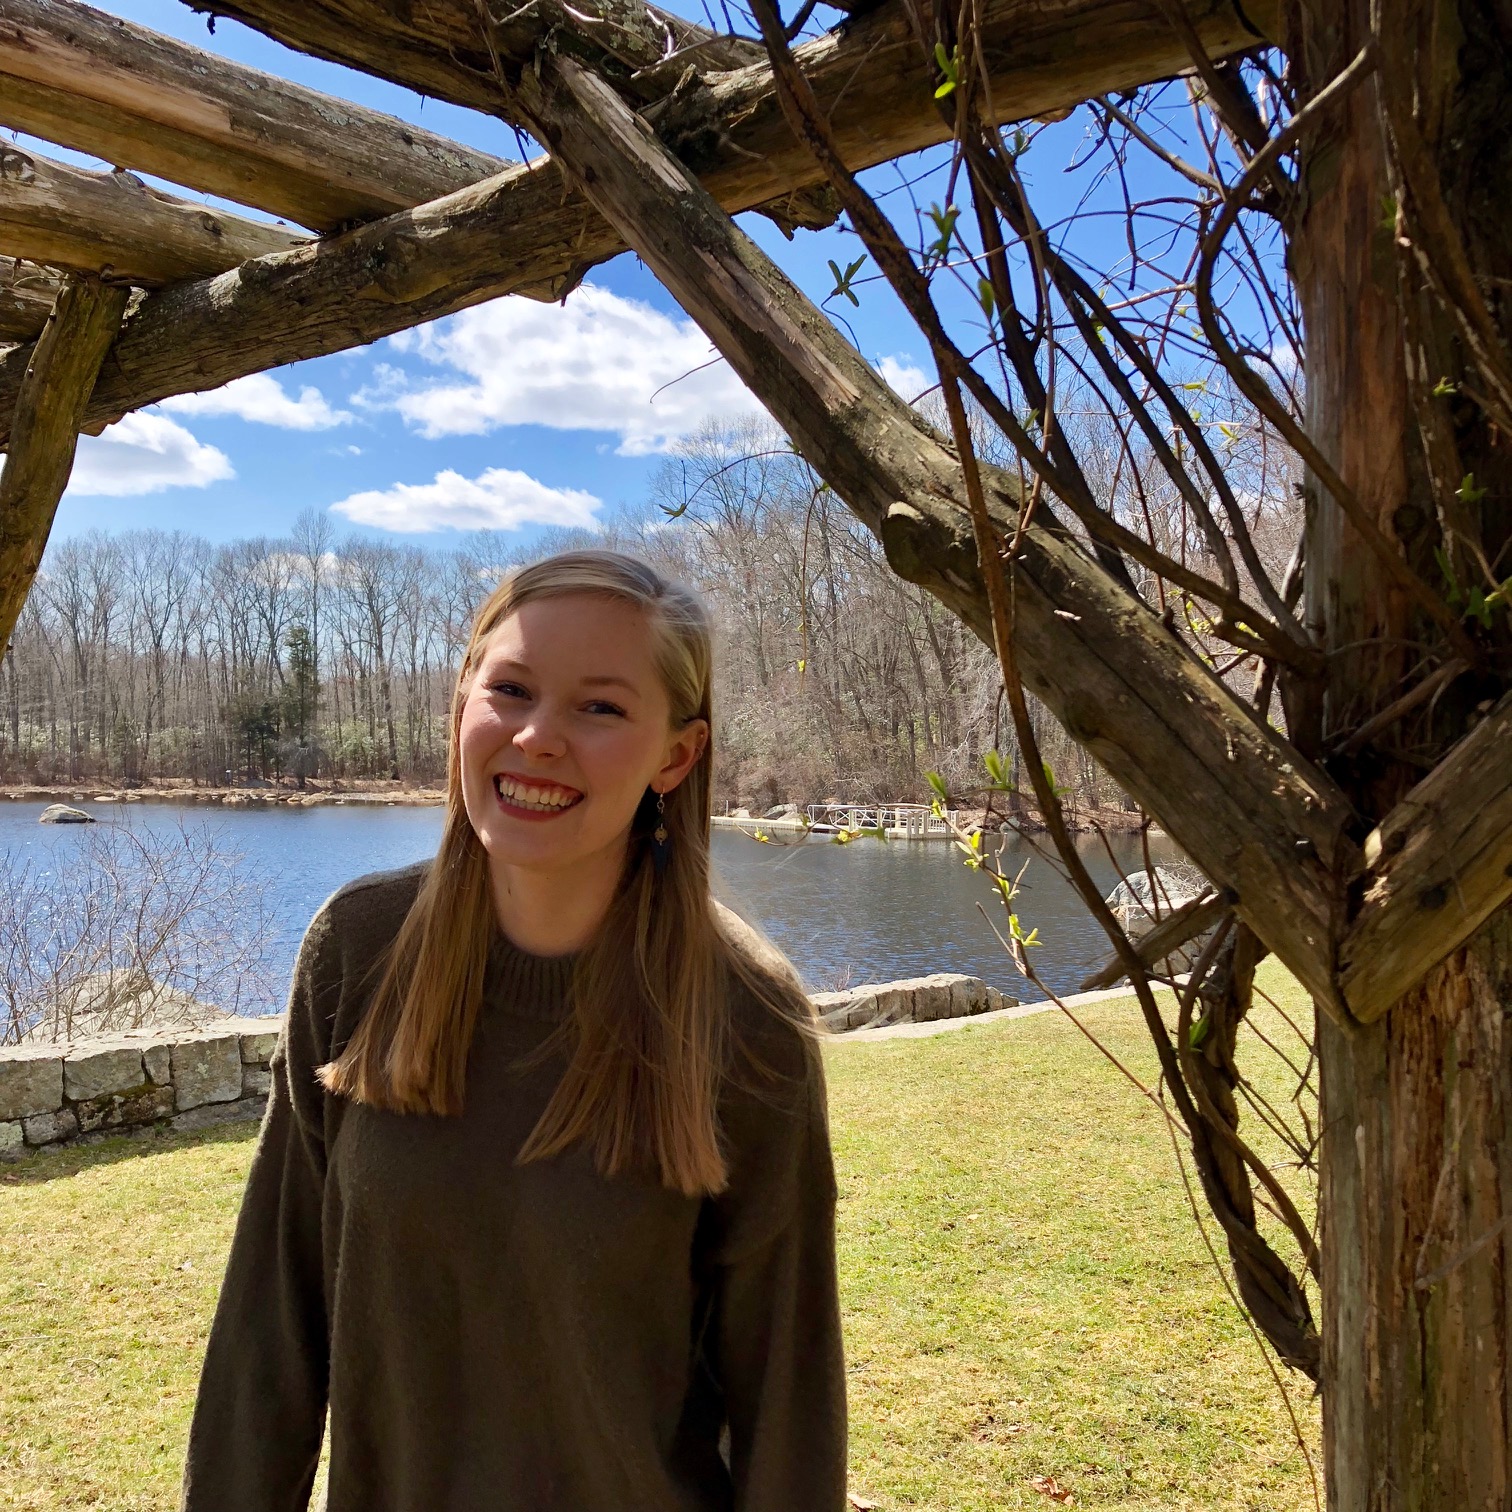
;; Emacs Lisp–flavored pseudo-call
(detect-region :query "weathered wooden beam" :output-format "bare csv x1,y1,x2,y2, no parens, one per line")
0,275,128,654
0,256,60,343
513,52,1355,1016
0,0,509,233
177,0,764,116
182,0,1273,148
1338,693,1512,1022
0,0,1275,444
1081,890,1231,991
0,143,306,285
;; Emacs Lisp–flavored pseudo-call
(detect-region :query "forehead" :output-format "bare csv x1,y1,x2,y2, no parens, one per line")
477,592,657,680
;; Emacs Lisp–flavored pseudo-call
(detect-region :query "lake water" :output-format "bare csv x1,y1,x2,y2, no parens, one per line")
0,800,1183,1011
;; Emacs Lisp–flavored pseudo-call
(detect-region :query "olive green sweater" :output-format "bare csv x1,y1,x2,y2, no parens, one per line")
180,863,846,1512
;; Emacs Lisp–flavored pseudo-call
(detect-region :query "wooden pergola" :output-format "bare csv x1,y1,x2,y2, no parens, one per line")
0,0,1258,632
5,2,1512,1497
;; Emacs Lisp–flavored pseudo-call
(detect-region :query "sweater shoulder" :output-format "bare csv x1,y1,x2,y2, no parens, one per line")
287,861,429,1059
302,859,429,979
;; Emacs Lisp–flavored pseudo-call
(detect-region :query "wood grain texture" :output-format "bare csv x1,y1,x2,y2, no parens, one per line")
0,143,306,284
0,0,509,232
0,0,1276,444
1340,692,1512,1021
513,51,1354,1015
0,255,59,342
1297,3,1512,1503
0,275,128,654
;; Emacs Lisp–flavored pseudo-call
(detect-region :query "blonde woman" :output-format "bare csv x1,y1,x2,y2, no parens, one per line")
180,550,845,1511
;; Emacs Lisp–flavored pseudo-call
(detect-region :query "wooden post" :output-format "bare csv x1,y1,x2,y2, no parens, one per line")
0,275,128,655
1289,2,1512,1503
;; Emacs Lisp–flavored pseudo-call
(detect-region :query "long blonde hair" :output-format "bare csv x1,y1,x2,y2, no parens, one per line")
318,549,814,1196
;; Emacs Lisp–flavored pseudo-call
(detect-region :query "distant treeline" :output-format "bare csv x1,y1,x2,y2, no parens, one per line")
1,423,1133,811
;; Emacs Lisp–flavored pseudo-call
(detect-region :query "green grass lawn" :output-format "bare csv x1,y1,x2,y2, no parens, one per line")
0,964,1321,1511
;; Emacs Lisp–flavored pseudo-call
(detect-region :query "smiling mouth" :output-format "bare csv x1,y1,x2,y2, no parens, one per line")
493,774,584,814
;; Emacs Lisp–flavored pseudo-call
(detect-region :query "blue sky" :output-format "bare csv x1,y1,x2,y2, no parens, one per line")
27,2,1203,548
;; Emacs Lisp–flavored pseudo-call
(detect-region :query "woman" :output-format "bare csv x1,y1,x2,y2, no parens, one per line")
180,550,846,1512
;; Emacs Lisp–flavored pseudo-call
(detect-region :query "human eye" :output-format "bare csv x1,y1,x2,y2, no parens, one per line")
584,699,627,717
487,679,530,699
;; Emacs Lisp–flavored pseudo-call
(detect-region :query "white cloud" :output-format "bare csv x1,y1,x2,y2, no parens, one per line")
67,413,233,497
878,354,932,402
161,373,351,430
329,467,602,534
368,286,762,455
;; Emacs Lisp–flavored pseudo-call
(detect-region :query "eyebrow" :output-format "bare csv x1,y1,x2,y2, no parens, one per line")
484,659,640,695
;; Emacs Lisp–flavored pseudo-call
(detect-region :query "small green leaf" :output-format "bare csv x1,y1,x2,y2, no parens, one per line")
977,277,995,319
1456,472,1489,507
1432,376,1457,399
932,41,960,97
927,771,950,802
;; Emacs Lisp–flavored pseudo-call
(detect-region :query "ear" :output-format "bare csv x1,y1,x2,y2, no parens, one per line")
654,718,709,795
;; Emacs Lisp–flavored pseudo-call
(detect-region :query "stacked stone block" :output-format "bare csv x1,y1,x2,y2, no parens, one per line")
809,972,1014,1033
0,1018,281,1159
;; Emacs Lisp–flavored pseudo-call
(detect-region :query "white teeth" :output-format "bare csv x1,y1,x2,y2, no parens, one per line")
494,775,579,812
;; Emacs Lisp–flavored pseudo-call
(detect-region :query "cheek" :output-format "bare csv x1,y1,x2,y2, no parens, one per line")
457,701,506,771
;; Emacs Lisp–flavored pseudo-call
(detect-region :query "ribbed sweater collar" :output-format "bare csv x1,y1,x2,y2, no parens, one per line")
483,928,579,1021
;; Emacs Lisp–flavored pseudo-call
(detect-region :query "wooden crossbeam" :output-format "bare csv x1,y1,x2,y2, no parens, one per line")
0,142,306,285
0,0,508,233
0,275,129,655
0,0,1274,444
1338,693,1512,1021
511,51,1354,1017
0,257,60,344
192,0,1274,172
178,0,764,117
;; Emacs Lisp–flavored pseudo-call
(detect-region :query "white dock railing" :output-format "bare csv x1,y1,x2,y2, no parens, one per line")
803,802,958,836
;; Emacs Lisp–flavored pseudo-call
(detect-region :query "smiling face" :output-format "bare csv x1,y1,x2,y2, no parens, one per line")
457,592,707,884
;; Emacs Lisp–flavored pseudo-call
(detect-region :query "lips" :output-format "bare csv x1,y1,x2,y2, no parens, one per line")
492,773,584,814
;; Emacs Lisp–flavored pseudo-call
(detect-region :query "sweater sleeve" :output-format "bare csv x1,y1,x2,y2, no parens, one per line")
711,1036,848,1512
179,915,336,1512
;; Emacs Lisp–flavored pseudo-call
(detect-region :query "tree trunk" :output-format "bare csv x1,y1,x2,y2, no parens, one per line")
1293,3,1512,1502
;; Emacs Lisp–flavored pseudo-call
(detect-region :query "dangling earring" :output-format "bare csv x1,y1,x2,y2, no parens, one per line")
651,789,673,877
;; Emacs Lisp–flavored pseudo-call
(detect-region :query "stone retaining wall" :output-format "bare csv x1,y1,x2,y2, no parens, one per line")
811,973,1015,1032
0,1019,280,1160
0,972,1015,1159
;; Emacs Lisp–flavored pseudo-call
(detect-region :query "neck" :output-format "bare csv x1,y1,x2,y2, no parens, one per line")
488,836,627,956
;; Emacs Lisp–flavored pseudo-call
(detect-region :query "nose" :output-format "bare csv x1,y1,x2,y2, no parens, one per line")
512,707,567,761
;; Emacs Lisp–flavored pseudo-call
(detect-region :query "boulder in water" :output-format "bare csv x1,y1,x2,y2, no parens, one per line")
38,803,94,824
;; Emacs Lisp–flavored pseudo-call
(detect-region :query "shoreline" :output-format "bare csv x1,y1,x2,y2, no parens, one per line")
2,786,1158,836
1,783,444,807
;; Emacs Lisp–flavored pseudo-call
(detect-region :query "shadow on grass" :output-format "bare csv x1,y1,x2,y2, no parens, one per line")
0,1117,260,1186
